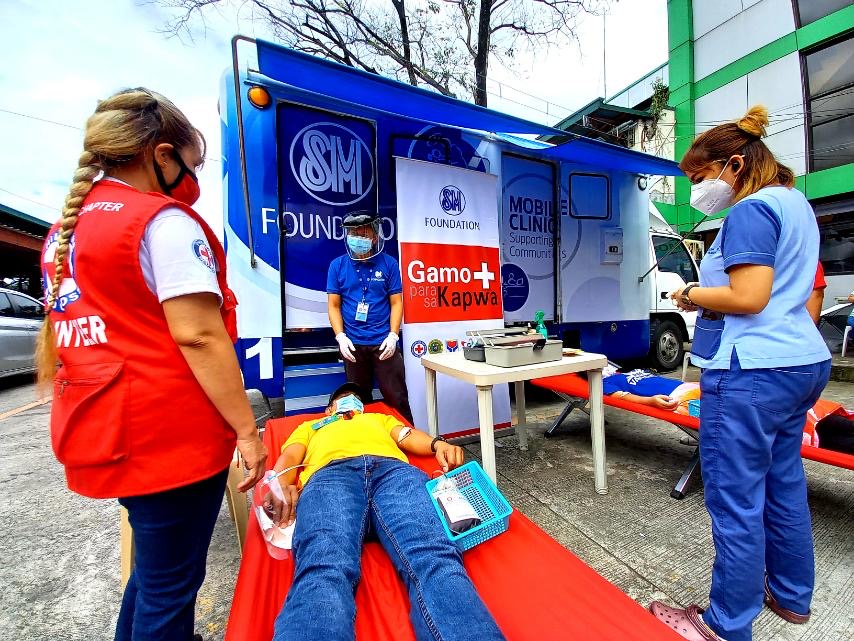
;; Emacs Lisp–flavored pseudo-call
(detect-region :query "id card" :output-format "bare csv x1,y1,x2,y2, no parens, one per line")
355,301,369,322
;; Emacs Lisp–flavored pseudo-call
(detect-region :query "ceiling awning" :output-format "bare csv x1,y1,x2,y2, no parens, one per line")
541,137,681,175
255,39,683,177
495,133,683,176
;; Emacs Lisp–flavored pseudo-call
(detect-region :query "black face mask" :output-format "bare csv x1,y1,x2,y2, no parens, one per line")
152,150,199,199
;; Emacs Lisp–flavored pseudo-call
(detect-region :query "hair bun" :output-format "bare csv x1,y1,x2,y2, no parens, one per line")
737,105,768,138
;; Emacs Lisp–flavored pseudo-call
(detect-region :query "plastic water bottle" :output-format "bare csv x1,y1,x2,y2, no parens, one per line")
535,310,548,340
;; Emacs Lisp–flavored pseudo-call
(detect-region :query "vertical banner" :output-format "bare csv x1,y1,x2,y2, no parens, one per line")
396,158,511,436
500,155,557,321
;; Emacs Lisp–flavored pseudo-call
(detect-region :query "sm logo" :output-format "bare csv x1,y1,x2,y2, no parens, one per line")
290,122,375,206
440,185,466,216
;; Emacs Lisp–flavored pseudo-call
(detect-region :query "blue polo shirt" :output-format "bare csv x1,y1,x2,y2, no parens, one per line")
327,253,402,345
602,370,682,396
691,186,830,370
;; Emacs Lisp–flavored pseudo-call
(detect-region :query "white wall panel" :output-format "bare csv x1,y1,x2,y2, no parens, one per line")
764,124,806,176
693,54,807,176
746,53,804,136
693,0,742,39
695,77,748,134
694,0,796,81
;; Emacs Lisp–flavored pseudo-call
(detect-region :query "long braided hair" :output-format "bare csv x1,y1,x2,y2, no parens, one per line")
36,88,203,388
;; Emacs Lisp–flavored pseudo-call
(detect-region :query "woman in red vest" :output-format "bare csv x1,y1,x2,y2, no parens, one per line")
36,88,267,641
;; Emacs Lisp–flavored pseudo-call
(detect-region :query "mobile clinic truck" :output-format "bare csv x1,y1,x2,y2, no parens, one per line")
221,37,691,428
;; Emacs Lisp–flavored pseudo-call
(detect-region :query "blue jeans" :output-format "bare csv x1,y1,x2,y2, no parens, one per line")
699,353,831,641
115,468,228,641
273,456,505,641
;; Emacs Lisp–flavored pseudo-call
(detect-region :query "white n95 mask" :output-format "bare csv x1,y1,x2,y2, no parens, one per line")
690,162,735,216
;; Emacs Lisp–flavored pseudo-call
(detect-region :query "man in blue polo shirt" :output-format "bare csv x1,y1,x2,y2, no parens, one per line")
327,211,413,423
600,364,698,410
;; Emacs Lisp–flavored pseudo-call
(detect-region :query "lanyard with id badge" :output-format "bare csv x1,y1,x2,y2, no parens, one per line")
355,266,370,322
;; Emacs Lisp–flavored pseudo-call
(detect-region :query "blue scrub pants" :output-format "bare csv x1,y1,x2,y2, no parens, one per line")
115,468,228,641
698,353,830,641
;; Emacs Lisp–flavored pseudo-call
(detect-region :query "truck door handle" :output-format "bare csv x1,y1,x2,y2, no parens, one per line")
660,292,669,300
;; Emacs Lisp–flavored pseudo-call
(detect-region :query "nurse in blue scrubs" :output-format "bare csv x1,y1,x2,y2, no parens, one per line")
648,106,831,641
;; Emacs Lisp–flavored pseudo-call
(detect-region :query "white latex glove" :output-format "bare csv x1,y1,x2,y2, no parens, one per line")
378,332,399,360
335,332,356,362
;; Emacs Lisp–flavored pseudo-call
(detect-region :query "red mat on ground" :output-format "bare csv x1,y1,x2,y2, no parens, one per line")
531,374,854,470
225,402,682,641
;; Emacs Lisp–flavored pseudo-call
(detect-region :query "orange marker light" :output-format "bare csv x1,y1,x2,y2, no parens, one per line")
247,86,271,109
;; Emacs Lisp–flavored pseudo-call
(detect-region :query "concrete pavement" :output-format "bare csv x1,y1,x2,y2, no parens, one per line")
0,369,851,640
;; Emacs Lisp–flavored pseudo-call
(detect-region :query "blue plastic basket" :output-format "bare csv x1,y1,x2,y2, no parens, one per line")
425,461,512,552
688,399,701,418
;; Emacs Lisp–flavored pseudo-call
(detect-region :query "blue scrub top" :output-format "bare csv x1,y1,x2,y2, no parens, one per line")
327,253,403,345
691,186,830,370
602,370,683,397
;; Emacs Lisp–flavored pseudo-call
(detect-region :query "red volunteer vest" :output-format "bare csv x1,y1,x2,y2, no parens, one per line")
42,181,238,498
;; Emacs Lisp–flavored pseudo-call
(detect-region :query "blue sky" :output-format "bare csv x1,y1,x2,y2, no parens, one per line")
0,0,667,235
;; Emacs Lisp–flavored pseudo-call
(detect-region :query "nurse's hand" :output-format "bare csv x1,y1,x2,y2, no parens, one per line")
236,435,268,491
669,286,698,312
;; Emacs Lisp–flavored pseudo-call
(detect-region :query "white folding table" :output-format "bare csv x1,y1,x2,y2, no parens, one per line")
420,351,609,494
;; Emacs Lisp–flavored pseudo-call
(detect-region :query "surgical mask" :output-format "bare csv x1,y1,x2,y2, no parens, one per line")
334,394,364,415
346,235,373,256
153,150,201,206
690,161,734,216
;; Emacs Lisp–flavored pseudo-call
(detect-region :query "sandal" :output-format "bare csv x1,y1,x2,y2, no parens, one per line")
649,602,722,641
764,577,810,624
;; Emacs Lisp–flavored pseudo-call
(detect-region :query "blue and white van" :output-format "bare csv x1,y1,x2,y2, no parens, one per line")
220,37,685,414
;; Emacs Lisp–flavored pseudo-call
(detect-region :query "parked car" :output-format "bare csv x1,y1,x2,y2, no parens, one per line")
0,287,43,379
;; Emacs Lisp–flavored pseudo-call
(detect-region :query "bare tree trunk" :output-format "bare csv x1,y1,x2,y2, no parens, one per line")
474,0,492,106
391,0,417,86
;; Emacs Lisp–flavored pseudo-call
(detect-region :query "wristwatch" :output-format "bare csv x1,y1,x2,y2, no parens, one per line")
430,435,447,452
681,283,699,306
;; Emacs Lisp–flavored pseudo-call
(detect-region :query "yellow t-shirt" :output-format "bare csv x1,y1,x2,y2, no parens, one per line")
283,412,408,486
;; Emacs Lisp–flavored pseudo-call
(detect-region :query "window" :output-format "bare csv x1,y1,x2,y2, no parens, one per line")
652,235,698,284
804,37,854,172
815,196,854,276
8,293,43,319
0,294,12,317
795,0,850,26
569,174,610,219
616,121,636,148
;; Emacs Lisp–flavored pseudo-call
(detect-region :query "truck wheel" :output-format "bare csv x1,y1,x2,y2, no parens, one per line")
649,319,684,372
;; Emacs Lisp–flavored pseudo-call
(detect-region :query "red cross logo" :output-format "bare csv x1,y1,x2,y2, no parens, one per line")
193,239,215,271
411,340,427,357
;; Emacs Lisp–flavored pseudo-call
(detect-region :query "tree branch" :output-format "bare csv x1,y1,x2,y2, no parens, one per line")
154,0,607,107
